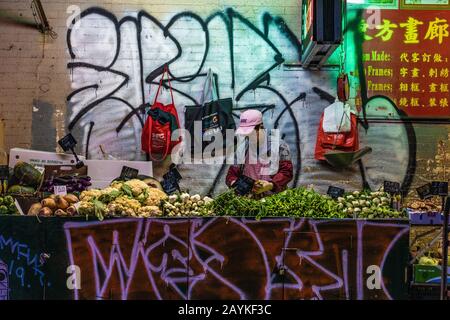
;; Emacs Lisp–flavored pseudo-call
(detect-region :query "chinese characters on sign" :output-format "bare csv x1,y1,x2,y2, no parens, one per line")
357,10,449,118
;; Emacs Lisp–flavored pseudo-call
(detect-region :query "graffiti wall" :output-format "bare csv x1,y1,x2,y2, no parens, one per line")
64,3,449,197
0,216,409,300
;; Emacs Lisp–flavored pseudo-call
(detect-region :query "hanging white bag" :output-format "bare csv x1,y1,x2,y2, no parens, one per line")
322,99,352,133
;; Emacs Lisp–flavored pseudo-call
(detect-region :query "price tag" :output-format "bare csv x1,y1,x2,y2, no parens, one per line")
384,181,400,195
58,133,77,152
14,199,24,215
431,181,448,197
120,166,139,181
416,183,433,200
327,186,345,199
162,177,179,195
53,185,67,196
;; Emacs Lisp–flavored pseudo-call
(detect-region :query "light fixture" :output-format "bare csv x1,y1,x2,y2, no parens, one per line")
31,0,57,39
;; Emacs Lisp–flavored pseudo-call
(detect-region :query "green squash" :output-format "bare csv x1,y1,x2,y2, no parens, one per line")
13,161,42,187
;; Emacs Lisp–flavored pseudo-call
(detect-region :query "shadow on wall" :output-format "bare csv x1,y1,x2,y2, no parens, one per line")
32,100,56,152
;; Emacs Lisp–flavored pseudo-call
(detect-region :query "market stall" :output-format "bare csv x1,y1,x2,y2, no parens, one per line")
0,149,414,300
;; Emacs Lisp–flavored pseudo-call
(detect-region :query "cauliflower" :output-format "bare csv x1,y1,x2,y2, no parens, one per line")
145,188,168,206
138,206,162,217
123,179,150,197
108,196,141,216
77,201,95,215
80,189,102,202
98,187,121,203
110,181,124,190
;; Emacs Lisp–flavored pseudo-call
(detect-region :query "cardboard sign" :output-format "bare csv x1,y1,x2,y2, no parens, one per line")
53,185,67,196
8,148,85,169
384,181,401,194
120,166,139,181
327,186,345,199
86,159,153,189
431,181,448,197
416,183,433,200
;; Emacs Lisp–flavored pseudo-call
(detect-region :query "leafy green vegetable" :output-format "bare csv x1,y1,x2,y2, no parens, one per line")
121,184,133,197
211,188,346,219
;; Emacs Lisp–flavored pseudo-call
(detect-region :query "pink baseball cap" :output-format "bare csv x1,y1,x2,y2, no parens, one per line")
235,109,263,135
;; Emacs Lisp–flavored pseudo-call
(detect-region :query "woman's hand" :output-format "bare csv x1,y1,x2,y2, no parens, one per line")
253,180,273,194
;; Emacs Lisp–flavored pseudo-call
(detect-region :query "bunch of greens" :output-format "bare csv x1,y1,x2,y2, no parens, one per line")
211,188,346,219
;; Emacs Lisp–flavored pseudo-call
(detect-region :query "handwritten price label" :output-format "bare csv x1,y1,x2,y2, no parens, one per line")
53,185,67,196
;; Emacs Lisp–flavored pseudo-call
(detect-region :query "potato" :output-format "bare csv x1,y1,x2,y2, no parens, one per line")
64,194,79,204
41,198,57,210
28,203,42,216
55,196,69,210
39,207,53,217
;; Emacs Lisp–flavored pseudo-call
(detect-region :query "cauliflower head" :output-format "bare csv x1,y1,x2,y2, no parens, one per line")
80,189,102,202
108,196,141,216
145,188,168,206
123,179,150,197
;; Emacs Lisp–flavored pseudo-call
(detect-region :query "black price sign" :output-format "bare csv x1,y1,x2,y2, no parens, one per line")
120,166,139,181
431,181,448,196
416,183,433,200
58,133,77,152
162,178,179,195
233,175,255,196
327,186,345,199
162,164,182,195
384,181,400,195
58,133,84,168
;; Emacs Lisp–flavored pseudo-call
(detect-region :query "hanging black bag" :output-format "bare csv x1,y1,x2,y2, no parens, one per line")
184,69,235,155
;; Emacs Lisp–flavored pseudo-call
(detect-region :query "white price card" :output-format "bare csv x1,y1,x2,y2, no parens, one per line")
14,198,24,215
53,185,67,196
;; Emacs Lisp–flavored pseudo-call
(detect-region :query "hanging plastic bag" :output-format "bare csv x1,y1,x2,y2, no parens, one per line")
314,108,359,161
322,99,351,133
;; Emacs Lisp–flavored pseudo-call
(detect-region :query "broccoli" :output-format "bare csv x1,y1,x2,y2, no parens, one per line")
0,205,9,215
3,195,14,206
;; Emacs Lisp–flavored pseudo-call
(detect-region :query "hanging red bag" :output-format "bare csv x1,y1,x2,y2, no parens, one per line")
314,109,359,161
141,64,181,161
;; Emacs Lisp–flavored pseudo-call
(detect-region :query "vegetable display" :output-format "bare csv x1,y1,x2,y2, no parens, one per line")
27,194,79,217
162,193,214,217
211,188,346,219
407,198,442,212
40,175,92,193
336,190,406,219
77,179,168,220
0,195,18,215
